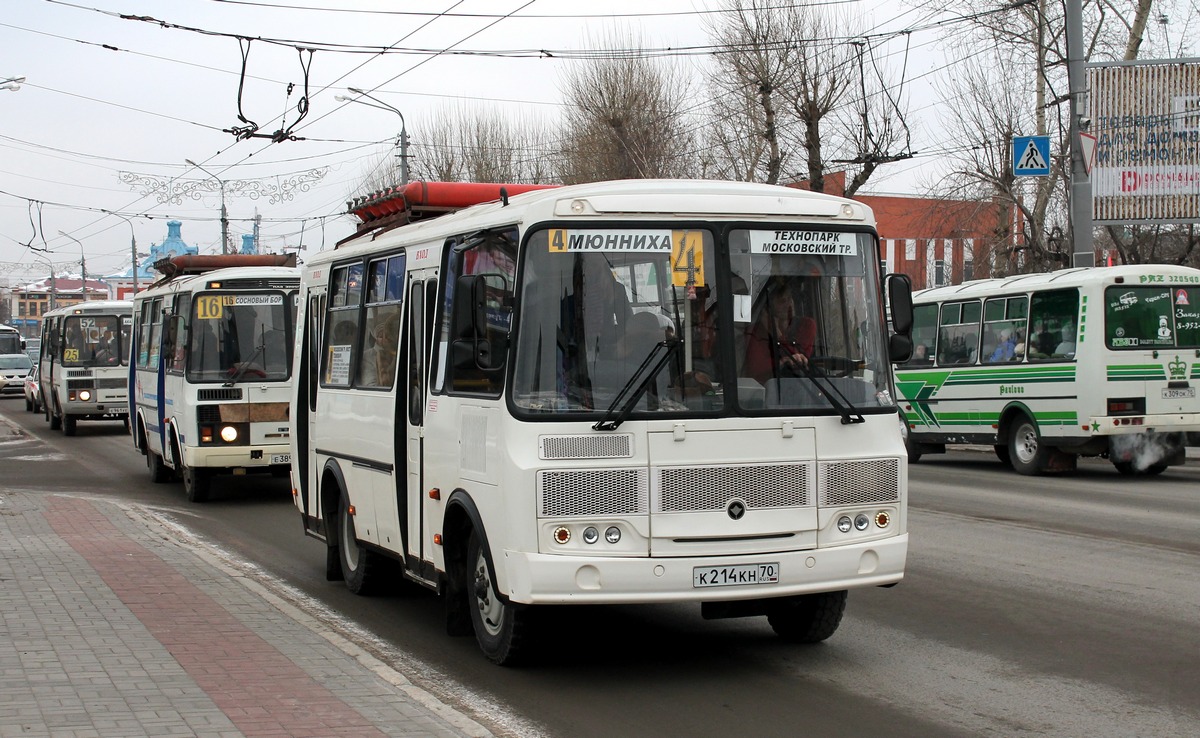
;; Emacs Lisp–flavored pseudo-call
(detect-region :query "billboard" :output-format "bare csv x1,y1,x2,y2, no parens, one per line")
1089,60,1200,224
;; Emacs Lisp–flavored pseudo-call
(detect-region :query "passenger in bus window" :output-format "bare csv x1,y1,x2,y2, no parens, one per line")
743,283,816,383
359,310,400,387
1054,324,1076,357
988,328,1018,362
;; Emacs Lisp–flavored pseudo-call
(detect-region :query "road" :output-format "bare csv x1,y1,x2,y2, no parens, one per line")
2,397,1197,738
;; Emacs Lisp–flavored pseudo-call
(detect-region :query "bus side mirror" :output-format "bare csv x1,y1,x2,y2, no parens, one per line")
887,274,914,336
889,333,913,363
453,274,509,371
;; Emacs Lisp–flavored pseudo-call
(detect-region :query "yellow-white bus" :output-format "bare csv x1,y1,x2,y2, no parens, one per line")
38,300,134,435
895,265,1200,475
291,180,915,664
130,255,299,501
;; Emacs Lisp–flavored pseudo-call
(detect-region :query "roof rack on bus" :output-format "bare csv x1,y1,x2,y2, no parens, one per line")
340,180,559,245
150,253,297,285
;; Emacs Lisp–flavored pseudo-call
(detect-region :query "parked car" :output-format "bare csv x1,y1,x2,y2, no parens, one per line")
24,365,40,413
1,353,33,397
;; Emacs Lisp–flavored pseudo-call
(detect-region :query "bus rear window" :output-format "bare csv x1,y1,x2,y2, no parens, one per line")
1105,285,1200,349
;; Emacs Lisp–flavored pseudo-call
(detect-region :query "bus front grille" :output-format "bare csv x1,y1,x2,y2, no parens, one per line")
539,434,633,460
657,463,811,512
198,388,244,401
819,458,900,506
538,468,648,516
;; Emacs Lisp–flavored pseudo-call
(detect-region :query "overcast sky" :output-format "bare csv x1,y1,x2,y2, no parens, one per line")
1,0,960,284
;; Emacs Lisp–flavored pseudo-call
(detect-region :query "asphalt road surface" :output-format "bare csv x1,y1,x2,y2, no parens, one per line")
3,397,1197,738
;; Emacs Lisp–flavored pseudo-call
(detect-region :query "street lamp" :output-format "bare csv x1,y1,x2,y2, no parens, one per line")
104,211,142,295
1,75,24,92
185,159,230,254
57,231,89,302
336,88,409,185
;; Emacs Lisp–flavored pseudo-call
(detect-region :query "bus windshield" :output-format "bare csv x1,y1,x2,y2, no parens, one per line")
187,292,293,382
62,315,128,367
511,225,893,417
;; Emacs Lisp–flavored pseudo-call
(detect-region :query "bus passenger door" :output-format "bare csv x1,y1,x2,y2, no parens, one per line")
404,273,436,566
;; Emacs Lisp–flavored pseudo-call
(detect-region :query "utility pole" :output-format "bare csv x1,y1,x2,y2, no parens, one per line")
1066,0,1095,267
58,231,89,302
186,160,231,254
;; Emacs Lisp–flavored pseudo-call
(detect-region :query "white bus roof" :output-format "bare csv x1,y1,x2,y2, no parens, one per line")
42,300,134,317
913,264,1200,303
316,179,876,267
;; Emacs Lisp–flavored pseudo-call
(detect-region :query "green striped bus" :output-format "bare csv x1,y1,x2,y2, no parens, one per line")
895,265,1200,475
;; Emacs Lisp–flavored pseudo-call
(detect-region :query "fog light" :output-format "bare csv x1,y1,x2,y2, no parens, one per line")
854,514,870,531
875,511,891,528
837,516,853,533
582,526,599,544
220,426,238,443
78,389,92,402
553,526,571,544
605,526,621,544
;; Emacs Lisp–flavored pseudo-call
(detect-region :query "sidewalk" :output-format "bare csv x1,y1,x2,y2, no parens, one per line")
0,451,494,737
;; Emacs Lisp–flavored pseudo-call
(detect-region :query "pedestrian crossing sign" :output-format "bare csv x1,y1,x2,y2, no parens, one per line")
1013,135,1051,176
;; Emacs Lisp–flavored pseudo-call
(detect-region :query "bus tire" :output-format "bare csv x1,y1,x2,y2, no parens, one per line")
48,401,61,431
467,530,531,665
338,490,383,595
62,415,77,437
182,465,211,503
767,590,848,643
147,450,172,484
994,444,1012,467
1008,416,1048,476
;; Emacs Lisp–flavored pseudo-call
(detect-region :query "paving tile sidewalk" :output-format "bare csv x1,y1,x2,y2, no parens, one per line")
0,488,492,738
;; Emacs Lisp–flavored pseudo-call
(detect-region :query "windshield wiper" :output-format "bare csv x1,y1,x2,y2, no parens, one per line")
795,359,865,425
223,342,265,387
593,339,679,431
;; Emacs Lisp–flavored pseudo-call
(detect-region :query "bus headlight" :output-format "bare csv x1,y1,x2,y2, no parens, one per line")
77,389,92,402
837,516,853,533
582,526,599,544
604,526,621,544
854,514,870,531
219,426,238,443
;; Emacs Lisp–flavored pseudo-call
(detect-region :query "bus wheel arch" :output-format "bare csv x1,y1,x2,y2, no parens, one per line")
445,490,533,665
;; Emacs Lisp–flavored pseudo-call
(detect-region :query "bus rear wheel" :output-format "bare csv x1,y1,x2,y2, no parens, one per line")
1008,416,1048,476
468,530,531,665
767,590,848,643
338,490,383,595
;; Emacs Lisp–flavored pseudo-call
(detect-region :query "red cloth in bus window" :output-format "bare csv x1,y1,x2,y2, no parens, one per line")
743,287,816,383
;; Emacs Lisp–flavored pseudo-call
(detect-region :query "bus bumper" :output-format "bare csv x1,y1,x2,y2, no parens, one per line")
63,401,128,419
183,444,292,471
500,534,908,605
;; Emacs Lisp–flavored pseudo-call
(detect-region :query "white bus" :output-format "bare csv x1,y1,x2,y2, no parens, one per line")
896,264,1200,475
291,180,915,664
130,254,299,502
0,323,24,355
38,300,134,435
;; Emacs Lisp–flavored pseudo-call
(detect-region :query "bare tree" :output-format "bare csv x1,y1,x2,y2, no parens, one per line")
411,104,557,184
557,29,697,183
933,0,1169,270
703,0,910,193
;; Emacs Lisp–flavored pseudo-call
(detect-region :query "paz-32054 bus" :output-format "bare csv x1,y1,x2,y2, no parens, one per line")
38,300,134,435
291,180,914,664
896,265,1200,475
130,254,299,501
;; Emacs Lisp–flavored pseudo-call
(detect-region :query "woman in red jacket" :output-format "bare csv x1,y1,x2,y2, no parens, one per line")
743,283,817,383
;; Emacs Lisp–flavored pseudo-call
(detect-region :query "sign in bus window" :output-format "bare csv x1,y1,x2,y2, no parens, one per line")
1106,286,1179,348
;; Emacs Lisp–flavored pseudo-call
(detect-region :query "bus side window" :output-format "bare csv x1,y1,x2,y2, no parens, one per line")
1029,289,1080,360
937,300,981,365
445,229,517,396
322,263,363,387
903,304,938,365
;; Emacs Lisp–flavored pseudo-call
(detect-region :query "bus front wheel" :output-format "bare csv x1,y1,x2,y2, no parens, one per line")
62,415,77,437
767,590,848,643
1008,416,1048,476
338,490,383,595
182,465,211,503
147,450,172,484
467,530,531,665
48,400,61,431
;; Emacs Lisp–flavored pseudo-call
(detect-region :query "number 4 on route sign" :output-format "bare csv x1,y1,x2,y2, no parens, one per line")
1013,135,1051,177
